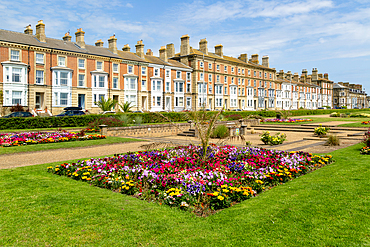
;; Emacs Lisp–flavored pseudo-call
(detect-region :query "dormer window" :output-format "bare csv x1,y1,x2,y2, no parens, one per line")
58,56,66,67
10,50,20,61
97,61,103,70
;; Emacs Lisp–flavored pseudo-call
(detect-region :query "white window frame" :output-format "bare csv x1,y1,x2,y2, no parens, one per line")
36,53,44,64
36,70,44,85
78,58,85,69
58,56,66,67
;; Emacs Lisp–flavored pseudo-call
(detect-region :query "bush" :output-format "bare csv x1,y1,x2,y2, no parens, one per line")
314,125,330,137
326,135,340,146
363,129,370,147
225,114,242,120
10,104,25,112
87,117,126,129
133,116,143,126
330,112,339,117
211,125,229,138
260,131,286,145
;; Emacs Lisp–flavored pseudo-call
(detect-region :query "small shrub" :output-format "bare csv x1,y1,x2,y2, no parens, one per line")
226,114,242,120
325,135,340,146
134,116,143,126
330,112,339,117
363,129,370,147
314,125,330,137
211,125,229,139
10,103,25,112
245,141,252,147
87,117,125,129
117,114,130,125
260,131,286,145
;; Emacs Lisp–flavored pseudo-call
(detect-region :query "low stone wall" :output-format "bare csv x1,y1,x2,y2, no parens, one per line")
102,123,190,137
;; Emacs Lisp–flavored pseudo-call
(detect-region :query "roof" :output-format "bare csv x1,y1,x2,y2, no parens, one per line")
175,47,274,70
117,50,147,62
333,83,347,89
0,29,121,59
144,54,191,69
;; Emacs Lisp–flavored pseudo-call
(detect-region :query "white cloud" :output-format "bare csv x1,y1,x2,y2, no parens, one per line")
126,3,133,8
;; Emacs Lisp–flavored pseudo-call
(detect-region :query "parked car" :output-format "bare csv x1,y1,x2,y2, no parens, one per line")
132,110,144,113
232,109,242,111
100,111,116,115
56,107,85,117
2,111,34,118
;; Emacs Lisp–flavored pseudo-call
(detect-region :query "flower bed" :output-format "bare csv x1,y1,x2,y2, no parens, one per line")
48,145,334,215
361,121,370,125
0,131,105,147
262,118,313,123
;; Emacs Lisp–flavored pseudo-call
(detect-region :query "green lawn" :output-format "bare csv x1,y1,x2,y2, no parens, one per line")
0,143,369,246
0,137,143,155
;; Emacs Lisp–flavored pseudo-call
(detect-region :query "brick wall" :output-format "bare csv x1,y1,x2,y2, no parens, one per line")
105,123,190,137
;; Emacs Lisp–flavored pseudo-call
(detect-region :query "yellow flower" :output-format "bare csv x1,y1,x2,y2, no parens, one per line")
218,196,224,201
213,192,219,196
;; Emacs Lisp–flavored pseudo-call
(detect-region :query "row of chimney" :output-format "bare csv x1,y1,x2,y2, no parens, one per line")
24,21,270,66
277,68,329,82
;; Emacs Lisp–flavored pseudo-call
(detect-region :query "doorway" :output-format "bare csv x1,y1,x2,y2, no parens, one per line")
142,96,147,110
78,94,85,109
35,92,44,109
165,96,171,111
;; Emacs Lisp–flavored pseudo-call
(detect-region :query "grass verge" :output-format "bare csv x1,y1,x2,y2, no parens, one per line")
0,137,143,155
0,144,369,246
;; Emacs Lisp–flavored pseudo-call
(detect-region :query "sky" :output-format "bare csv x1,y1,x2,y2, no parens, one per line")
1,0,369,92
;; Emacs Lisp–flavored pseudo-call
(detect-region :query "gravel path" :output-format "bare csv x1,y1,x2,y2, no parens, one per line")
0,141,151,170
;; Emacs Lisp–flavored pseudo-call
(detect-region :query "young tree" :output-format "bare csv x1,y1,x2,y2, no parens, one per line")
95,98,118,112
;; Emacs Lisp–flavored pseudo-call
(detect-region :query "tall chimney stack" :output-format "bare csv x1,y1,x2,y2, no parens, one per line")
262,56,269,67
166,43,175,58
135,40,145,58
199,38,208,55
35,20,46,42
215,44,223,57
108,35,117,54
238,54,248,62
159,46,168,62
251,54,259,64
180,35,190,56
75,28,85,49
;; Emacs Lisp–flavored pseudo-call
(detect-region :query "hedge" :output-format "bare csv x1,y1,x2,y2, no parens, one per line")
0,108,368,130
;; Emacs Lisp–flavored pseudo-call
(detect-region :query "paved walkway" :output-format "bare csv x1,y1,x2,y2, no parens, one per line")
0,141,151,170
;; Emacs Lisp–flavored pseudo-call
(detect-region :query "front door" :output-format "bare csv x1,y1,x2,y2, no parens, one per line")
78,94,85,109
142,96,147,110
35,92,42,109
165,96,171,111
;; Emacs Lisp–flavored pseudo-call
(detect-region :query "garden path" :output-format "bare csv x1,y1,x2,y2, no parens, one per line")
0,141,151,170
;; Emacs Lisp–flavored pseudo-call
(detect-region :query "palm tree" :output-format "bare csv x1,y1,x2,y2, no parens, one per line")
95,98,118,112
119,101,133,112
